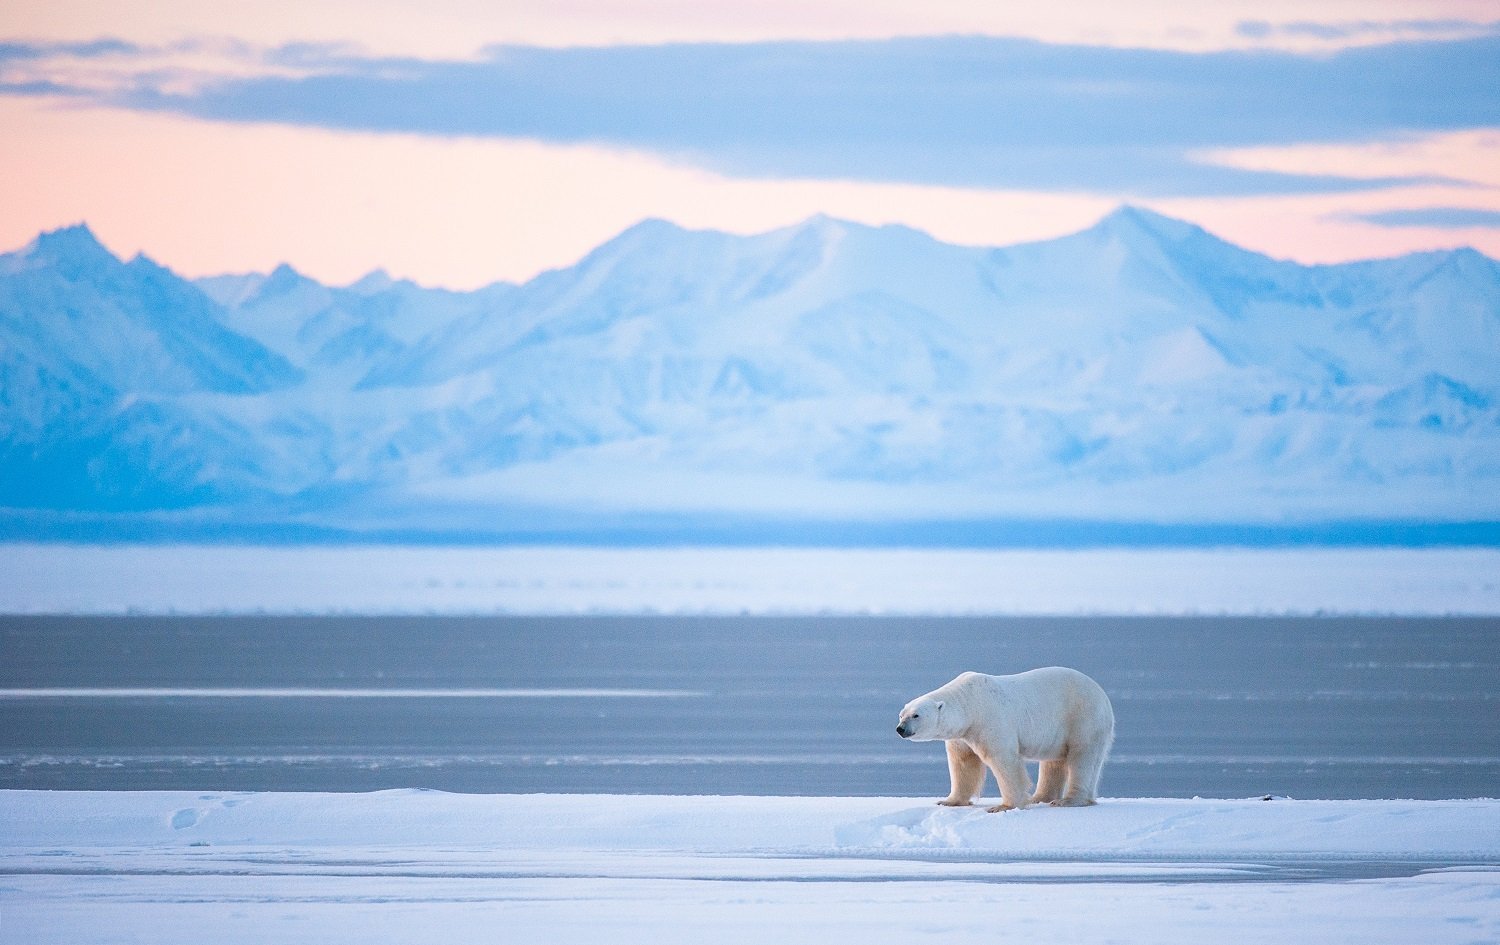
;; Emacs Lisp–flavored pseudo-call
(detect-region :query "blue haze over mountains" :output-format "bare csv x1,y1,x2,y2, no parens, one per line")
2,207,1497,545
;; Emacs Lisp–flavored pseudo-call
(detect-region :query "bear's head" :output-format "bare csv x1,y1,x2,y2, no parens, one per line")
896,695,959,741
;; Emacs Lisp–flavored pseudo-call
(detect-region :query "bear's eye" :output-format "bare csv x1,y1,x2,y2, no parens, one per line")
911,713,919,719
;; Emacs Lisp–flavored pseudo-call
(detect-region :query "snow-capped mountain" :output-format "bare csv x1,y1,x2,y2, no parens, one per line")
0,226,303,509
1,209,1496,541
201,263,515,381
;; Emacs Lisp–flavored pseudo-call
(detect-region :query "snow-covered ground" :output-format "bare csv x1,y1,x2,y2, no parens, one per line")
3,790,1497,944
4,544,1500,614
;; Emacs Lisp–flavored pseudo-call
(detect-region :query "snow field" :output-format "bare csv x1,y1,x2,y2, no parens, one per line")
2,790,1497,944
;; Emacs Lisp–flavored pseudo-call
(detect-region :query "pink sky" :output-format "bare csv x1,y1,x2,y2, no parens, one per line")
1,1,1497,287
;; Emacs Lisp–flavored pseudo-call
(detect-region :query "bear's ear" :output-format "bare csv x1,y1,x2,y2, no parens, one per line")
935,701,944,711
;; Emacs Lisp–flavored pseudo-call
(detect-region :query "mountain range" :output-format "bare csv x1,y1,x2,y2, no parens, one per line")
2,207,1497,544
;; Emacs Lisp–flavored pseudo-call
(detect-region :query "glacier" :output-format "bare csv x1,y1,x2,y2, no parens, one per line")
0,207,1497,542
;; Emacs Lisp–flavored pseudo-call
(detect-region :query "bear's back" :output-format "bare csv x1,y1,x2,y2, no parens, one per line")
962,667,1112,718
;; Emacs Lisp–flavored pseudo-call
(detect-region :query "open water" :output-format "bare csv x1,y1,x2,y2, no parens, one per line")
1,615,1496,798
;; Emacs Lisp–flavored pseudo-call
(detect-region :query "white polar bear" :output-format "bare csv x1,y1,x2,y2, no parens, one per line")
897,667,1114,812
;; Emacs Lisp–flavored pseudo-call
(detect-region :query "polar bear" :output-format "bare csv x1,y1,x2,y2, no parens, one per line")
896,667,1114,812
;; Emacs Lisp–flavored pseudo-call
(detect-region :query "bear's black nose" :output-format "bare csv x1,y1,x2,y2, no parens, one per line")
896,724,910,738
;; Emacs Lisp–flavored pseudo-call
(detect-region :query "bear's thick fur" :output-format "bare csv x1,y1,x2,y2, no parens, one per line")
897,667,1114,812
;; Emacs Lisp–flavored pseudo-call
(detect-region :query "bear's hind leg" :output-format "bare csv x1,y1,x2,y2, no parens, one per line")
939,740,984,806
1030,759,1067,805
1056,738,1111,807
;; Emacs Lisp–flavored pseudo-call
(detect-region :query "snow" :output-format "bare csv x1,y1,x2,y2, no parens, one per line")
3,543,1499,615
3,790,1497,944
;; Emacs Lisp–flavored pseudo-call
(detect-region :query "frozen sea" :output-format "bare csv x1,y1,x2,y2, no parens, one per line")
3,613,1498,798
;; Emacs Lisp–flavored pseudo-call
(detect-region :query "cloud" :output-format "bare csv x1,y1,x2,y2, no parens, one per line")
0,80,81,96
1235,18,1499,43
0,38,140,61
17,34,1500,198
1346,207,1500,229
0,37,146,98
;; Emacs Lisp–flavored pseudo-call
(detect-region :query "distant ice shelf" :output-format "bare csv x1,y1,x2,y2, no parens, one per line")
2,544,1497,615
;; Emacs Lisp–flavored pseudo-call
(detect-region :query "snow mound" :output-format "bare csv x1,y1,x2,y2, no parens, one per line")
835,796,1500,858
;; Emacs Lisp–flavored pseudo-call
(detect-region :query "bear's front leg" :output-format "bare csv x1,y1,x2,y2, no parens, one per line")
980,748,1033,813
939,740,984,806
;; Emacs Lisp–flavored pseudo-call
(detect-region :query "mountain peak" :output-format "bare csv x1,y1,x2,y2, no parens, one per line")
1081,204,1274,276
1092,205,1204,242
782,213,901,239
0,222,126,280
799,212,845,231
571,218,711,275
256,262,317,295
584,217,695,261
221,262,329,311
1444,246,1499,269
29,223,119,268
347,268,396,295
36,221,103,245
618,217,690,241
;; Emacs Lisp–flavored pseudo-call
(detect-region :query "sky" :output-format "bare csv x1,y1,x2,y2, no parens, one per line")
1,1,1497,288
